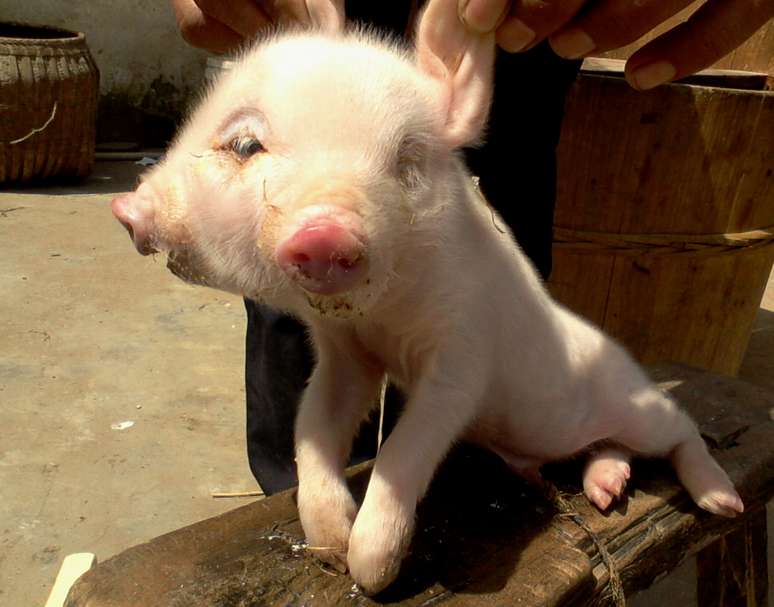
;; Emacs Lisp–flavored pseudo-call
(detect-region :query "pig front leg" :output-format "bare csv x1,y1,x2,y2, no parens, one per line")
295,333,385,572
347,373,483,594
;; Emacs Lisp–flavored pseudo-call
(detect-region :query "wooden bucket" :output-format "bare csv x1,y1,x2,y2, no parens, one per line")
549,64,774,375
0,22,99,183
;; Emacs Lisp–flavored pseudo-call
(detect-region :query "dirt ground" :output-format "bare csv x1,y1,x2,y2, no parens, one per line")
1,160,771,606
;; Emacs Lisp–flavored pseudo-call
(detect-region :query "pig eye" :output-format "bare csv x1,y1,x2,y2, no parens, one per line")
227,136,265,160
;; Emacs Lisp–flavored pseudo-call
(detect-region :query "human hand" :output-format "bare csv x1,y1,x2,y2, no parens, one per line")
458,0,774,90
170,0,345,54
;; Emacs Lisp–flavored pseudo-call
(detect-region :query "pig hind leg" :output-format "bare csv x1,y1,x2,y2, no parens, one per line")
583,448,631,511
610,387,743,517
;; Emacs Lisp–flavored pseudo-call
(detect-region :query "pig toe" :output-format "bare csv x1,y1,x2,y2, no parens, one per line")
697,489,744,518
583,449,631,511
585,485,614,511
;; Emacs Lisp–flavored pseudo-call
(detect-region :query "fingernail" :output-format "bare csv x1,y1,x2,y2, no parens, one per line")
630,61,677,90
550,27,595,59
459,0,504,33
496,18,535,53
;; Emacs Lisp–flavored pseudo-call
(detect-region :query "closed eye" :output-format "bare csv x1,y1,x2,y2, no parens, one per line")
396,134,428,190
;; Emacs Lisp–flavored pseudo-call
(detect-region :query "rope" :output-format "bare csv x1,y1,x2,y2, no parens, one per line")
544,483,627,606
553,225,774,257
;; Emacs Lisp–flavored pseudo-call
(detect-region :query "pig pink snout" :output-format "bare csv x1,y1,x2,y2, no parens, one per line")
277,220,368,295
111,192,157,256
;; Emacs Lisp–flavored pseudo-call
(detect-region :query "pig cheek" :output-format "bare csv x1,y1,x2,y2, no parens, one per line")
258,202,284,255
365,185,404,274
151,178,195,252
166,248,213,287
156,165,220,282
181,157,286,299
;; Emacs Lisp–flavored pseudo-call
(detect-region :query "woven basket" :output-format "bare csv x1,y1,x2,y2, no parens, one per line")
0,22,99,183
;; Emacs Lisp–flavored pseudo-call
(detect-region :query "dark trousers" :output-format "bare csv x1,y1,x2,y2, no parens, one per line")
245,5,581,495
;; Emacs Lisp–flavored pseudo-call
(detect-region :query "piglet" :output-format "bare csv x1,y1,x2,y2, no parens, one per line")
112,0,743,594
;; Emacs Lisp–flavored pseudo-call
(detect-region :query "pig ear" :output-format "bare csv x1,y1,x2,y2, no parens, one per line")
307,0,345,33
415,0,495,149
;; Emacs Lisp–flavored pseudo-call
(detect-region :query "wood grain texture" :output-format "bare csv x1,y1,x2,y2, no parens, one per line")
549,75,774,375
697,508,769,607
64,365,774,607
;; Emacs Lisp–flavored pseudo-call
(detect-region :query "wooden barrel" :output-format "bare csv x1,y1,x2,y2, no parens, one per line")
0,22,99,183
549,68,774,375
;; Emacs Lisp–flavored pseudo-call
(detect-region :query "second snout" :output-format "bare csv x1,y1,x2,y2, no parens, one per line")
276,210,369,296
111,191,157,256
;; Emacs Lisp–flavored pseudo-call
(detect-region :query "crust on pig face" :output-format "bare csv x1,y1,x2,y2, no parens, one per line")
138,28,455,320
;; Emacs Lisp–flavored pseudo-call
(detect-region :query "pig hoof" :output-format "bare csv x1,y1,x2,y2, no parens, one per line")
297,487,357,573
670,439,745,517
348,551,402,596
697,489,744,518
347,506,413,595
347,530,405,595
583,450,631,511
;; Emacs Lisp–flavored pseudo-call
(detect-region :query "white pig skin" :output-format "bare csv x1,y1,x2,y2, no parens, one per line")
112,0,744,595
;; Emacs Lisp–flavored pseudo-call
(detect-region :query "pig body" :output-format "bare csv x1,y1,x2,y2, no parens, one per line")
113,1,743,594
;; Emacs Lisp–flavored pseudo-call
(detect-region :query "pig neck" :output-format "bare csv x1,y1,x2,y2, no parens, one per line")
376,156,556,326
325,156,563,391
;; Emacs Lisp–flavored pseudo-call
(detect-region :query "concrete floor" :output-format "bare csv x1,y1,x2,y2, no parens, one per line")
1,161,772,606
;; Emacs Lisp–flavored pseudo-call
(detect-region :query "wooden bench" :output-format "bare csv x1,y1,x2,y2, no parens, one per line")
65,364,773,606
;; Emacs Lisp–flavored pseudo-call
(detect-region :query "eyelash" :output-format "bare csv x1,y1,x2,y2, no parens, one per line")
225,136,265,160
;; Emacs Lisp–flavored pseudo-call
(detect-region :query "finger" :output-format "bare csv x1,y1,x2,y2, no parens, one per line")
495,0,587,53
625,0,774,90
458,0,511,33
194,0,272,39
305,0,345,31
263,0,313,25
171,0,246,53
548,0,695,60
264,0,345,30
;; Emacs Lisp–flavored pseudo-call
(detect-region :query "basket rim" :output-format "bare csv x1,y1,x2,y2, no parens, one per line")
0,21,85,45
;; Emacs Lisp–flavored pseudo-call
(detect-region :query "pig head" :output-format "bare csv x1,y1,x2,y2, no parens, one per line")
112,0,493,321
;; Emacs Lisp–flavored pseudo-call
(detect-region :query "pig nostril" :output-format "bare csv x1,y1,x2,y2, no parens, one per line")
338,257,357,271
116,215,134,239
277,221,368,295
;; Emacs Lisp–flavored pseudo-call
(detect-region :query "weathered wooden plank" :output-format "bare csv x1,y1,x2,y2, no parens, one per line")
65,365,774,607
697,508,769,607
